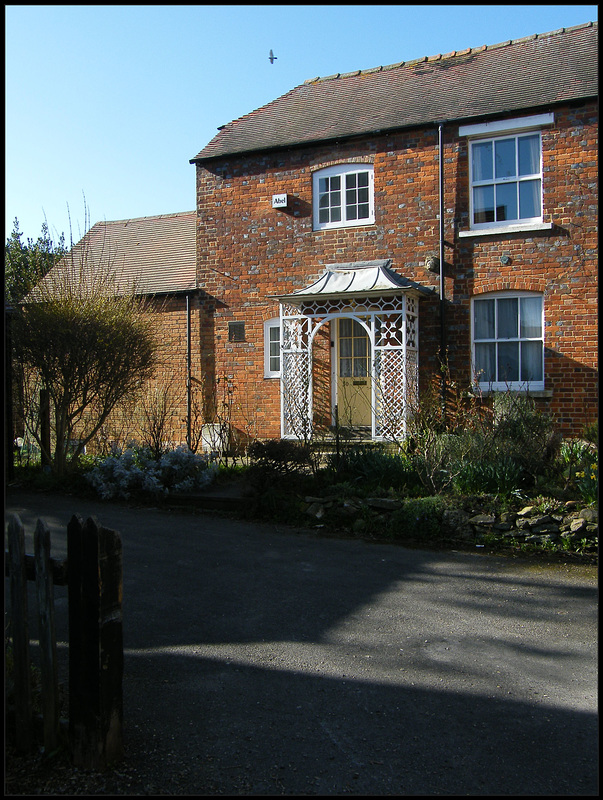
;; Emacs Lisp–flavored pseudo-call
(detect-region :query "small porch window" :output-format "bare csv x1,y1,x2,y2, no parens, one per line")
264,318,281,378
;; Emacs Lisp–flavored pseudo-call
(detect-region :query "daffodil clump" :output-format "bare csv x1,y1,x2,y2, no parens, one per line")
575,461,598,505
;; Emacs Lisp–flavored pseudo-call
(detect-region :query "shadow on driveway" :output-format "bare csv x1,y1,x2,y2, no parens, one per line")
5,489,598,795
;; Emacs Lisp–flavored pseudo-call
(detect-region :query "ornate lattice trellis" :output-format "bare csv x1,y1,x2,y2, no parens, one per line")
279,293,419,441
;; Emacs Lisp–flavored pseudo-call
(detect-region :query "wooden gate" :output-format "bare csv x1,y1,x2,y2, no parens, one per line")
5,513,123,768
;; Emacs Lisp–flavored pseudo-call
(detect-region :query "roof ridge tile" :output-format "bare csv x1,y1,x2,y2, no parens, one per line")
565,21,594,31
100,210,196,225
304,20,597,84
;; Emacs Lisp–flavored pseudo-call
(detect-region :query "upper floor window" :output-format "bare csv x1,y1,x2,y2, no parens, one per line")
472,292,544,391
469,132,542,228
459,113,554,235
313,164,374,230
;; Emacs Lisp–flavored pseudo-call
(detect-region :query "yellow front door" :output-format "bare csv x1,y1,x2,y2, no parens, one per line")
337,318,372,428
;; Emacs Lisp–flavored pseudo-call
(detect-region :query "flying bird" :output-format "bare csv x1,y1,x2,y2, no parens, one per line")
269,49,277,64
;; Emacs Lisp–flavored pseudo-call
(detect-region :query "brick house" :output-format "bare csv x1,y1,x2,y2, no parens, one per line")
190,21,598,443
39,211,200,448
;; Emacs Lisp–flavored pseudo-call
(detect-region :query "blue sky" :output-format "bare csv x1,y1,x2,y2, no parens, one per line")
5,4,597,244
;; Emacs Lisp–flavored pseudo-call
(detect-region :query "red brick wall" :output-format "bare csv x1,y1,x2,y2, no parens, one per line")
97,293,204,451
195,99,597,439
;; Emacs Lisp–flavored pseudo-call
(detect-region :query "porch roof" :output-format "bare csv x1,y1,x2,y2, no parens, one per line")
273,260,434,304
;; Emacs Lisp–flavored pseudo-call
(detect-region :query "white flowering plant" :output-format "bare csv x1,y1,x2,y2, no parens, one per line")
86,445,216,500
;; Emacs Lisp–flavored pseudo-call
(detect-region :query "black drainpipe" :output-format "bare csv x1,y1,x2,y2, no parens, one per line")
438,122,447,424
186,292,192,449
5,305,14,482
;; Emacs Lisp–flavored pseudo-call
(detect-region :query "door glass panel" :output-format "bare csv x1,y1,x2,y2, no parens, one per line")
340,358,353,377
339,337,352,358
354,359,368,378
353,336,368,358
339,318,352,337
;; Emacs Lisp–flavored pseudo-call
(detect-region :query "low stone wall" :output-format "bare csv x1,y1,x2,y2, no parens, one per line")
443,501,598,547
302,493,598,552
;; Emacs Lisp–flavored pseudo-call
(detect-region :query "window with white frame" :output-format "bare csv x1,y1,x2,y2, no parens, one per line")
264,318,281,378
469,132,542,228
459,113,554,233
472,293,544,390
313,164,374,230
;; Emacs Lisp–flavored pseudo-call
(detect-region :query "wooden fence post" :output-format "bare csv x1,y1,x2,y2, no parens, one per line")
68,515,123,769
39,388,51,467
7,514,33,753
34,518,60,754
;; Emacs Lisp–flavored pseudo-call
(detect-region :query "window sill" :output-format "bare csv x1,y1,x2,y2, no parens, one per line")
459,222,553,238
472,388,552,398
313,220,375,233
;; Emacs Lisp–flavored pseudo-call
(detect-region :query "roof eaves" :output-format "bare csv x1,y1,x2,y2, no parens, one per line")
190,89,596,165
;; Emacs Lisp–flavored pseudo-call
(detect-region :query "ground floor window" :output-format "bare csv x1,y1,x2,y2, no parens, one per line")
264,318,281,378
472,292,544,390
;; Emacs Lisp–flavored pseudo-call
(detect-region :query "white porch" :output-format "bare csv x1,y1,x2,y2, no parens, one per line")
274,260,434,442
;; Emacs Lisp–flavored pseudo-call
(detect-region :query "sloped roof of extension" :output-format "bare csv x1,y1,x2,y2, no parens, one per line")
40,211,197,297
192,22,597,162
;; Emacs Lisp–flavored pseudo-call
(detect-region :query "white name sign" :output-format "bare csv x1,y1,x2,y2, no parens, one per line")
272,193,288,208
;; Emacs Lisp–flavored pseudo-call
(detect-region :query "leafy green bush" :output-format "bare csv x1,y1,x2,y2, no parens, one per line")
581,420,598,447
406,390,560,494
407,430,485,494
385,496,445,540
248,439,313,475
452,456,524,496
557,431,598,503
490,393,560,479
327,444,421,494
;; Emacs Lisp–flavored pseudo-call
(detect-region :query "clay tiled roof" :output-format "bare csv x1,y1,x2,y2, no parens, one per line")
45,211,197,297
192,22,598,162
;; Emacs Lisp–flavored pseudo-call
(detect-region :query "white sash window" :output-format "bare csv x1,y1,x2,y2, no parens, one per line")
472,292,544,390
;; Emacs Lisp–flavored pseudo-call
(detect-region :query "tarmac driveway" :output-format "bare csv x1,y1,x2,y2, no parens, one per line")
5,489,598,795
